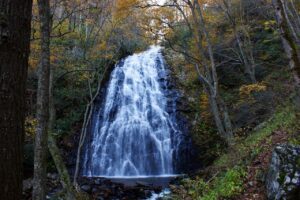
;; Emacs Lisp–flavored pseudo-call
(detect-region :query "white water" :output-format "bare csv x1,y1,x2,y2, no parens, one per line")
147,188,171,200
83,46,183,177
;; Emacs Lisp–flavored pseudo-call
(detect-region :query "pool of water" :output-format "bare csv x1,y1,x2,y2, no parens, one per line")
104,176,175,200
95,174,182,187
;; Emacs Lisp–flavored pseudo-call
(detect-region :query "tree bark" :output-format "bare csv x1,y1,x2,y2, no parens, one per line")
194,0,234,145
0,1,32,199
221,0,257,83
174,0,234,145
273,0,300,109
48,134,76,200
205,86,234,145
33,0,51,199
48,62,77,199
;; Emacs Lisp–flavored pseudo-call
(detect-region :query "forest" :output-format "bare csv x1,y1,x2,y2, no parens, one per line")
0,0,300,200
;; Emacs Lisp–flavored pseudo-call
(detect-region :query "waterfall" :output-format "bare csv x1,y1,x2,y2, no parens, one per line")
83,46,187,177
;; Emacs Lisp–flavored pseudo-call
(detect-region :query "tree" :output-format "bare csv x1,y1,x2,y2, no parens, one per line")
219,0,257,83
33,0,51,199
0,1,33,199
153,0,234,145
193,0,234,145
273,0,300,109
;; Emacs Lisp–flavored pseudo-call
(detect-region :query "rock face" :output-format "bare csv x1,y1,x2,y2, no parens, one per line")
266,144,300,200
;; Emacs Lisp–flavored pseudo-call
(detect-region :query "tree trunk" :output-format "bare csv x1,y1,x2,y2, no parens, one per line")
206,87,234,145
0,1,32,199
217,95,234,145
273,0,300,109
236,32,257,83
222,0,257,83
49,61,55,135
290,0,300,28
74,64,110,187
48,62,77,199
281,0,300,46
48,134,76,200
33,0,51,199
208,92,226,136
194,1,234,145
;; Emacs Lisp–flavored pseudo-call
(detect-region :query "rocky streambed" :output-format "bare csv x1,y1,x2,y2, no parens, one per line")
23,174,176,200
78,177,168,200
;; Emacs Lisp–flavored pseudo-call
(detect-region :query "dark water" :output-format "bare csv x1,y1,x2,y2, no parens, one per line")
105,175,181,187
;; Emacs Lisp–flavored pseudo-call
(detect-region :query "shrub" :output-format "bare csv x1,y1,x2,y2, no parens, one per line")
239,83,267,99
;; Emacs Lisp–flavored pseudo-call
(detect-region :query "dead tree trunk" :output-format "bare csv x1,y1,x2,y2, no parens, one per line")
0,1,32,199
33,0,51,199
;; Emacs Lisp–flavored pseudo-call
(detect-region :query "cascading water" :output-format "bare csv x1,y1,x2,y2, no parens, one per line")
83,46,188,177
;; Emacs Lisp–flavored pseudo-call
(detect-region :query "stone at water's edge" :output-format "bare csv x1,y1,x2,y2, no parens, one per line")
266,144,300,200
78,177,163,200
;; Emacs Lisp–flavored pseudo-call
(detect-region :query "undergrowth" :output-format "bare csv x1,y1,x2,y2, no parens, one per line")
215,104,296,168
171,104,297,200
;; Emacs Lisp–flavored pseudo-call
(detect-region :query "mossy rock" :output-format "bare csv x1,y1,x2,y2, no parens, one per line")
266,144,300,200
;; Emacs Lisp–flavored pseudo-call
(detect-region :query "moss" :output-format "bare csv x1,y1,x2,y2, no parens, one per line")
296,157,300,168
278,172,286,185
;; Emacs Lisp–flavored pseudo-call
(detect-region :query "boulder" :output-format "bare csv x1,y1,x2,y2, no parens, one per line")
23,178,33,191
232,90,274,130
80,184,92,193
266,144,300,200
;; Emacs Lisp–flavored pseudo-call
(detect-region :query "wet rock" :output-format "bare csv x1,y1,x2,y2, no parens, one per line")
47,173,58,180
92,187,98,193
158,71,168,79
266,144,300,200
144,189,152,197
136,181,151,187
23,178,33,191
81,184,92,193
248,181,254,187
78,177,164,199
95,178,106,185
